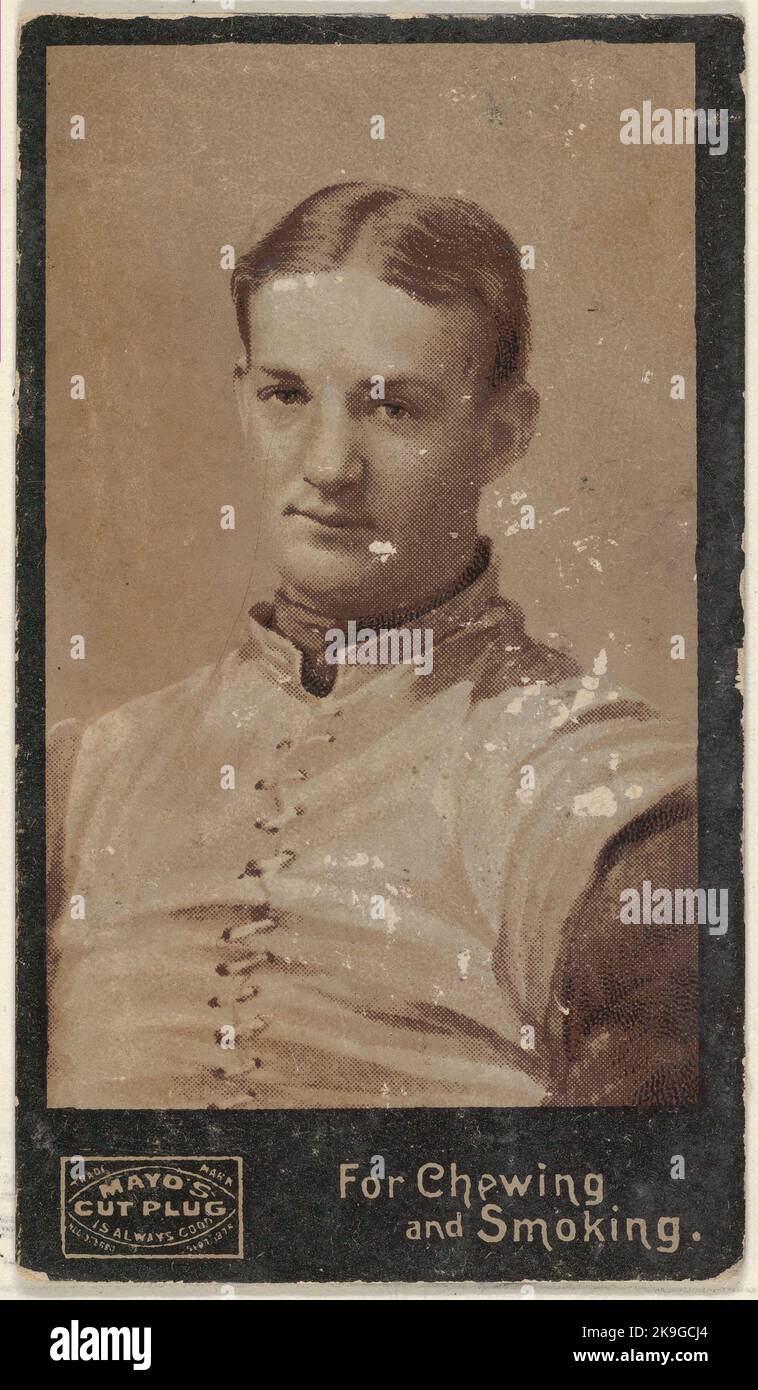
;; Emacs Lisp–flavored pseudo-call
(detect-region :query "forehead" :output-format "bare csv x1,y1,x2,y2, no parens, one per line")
245,267,487,380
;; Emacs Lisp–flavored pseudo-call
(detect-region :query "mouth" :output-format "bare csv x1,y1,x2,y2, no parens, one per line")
286,506,371,532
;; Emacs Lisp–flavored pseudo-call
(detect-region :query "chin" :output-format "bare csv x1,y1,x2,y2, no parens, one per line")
279,546,376,609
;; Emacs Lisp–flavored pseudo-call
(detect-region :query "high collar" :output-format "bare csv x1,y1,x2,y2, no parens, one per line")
247,541,505,700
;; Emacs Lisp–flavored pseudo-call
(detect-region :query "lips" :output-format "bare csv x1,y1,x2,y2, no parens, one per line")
287,506,370,531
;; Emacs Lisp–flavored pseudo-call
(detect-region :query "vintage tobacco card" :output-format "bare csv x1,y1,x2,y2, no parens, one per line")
15,7,744,1285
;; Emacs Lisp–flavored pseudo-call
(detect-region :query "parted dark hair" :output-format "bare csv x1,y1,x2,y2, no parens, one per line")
230,181,530,390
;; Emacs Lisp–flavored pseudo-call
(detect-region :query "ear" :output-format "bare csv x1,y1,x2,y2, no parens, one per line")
233,356,250,435
480,381,540,484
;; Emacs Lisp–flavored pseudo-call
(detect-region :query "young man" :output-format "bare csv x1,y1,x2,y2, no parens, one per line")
47,182,697,1110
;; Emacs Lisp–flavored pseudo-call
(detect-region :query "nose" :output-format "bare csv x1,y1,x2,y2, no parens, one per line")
302,395,365,494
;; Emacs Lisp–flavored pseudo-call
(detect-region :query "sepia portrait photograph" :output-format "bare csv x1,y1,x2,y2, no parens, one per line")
11,0,748,1296
39,34,706,1115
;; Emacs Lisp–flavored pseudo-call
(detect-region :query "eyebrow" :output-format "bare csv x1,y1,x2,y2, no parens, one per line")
255,366,308,384
380,374,447,403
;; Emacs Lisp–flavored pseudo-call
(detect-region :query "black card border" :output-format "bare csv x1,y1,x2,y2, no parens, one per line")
15,10,745,1284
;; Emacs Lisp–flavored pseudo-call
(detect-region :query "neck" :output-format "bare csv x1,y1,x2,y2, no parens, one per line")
272,538,491,697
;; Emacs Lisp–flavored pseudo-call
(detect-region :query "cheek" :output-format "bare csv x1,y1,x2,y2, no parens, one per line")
245,411,305,475
403,434,473,505
377,413,469,472
372,460,468,540
419,412,484,501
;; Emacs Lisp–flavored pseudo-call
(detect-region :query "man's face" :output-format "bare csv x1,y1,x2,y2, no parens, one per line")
236,266,505,617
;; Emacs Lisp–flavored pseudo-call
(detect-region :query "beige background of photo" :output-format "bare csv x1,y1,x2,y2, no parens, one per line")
44,40,697,727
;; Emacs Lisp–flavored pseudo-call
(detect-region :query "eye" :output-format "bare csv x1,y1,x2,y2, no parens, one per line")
379,402,411,422
257,386,307,406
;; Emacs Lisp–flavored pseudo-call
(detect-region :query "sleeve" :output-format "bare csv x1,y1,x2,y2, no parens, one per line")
545,791,698,1106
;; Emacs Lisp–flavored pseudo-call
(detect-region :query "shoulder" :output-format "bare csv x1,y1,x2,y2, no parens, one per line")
465,625,695,793
45,655,250,813
458,602,667,759
455,636,696,1015
457,609,696,854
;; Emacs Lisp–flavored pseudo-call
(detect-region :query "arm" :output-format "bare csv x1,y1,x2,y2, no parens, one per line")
546,794,698,1106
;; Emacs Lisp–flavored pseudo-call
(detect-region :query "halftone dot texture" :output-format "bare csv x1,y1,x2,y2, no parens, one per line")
47,558,697,1110
45,42,698,729
43,43,698,1110
231,181,530,388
